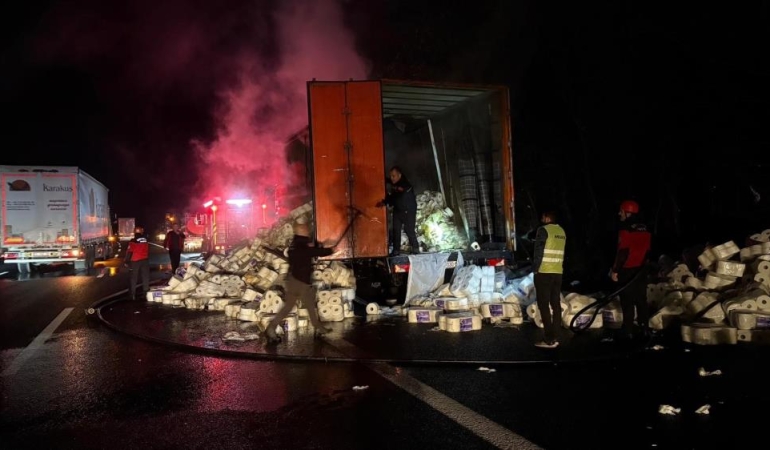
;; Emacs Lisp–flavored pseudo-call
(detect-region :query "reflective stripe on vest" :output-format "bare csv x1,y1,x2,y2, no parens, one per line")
540,224,566,274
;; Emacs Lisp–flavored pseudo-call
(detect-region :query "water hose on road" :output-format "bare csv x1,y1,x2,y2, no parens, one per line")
568,266,650,334
85,279,166,316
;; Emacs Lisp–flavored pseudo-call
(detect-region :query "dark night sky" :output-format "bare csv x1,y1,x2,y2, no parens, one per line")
2,1,769,266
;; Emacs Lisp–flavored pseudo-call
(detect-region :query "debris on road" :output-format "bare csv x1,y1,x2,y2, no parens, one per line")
695,404,711,415
698,367,722,377
658,405,681,415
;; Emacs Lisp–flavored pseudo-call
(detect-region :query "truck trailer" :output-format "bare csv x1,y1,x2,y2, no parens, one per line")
305,79,515,271
1,165,114,271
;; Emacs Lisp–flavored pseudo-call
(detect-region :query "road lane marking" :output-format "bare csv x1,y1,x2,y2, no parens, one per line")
2,307,74,377
326,337,540,450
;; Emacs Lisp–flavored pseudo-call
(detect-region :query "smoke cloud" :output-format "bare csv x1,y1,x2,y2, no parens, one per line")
24,0,369,226
193,0,370,219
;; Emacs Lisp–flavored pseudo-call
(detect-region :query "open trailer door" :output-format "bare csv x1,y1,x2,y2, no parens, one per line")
307,80,388,258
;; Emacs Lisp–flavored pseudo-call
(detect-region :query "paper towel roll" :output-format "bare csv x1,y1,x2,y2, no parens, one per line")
366,303,380,315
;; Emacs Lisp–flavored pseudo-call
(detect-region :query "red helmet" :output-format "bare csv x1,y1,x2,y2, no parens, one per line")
620,200,639,214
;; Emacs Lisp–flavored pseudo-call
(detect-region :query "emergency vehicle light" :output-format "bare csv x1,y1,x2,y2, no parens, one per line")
226,199,252,207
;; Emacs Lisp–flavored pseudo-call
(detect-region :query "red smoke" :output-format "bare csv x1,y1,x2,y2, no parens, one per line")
193,0,369,220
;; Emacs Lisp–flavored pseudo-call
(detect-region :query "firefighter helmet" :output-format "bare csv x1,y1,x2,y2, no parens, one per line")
620,200,639,214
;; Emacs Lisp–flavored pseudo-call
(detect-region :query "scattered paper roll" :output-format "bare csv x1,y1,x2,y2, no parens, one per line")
752,260,770,275
366,303,380,315
757,295,770,311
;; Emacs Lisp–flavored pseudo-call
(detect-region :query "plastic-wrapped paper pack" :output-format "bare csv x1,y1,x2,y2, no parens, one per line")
716,260,746,277
711,241,740,260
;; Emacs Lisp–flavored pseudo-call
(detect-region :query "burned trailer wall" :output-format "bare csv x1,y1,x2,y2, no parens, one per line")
383,91,509,250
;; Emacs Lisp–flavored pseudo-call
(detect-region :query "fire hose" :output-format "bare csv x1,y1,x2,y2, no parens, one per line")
568,265,651,333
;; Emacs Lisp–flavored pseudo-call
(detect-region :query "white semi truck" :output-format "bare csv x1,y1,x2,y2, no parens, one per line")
0,165,114,272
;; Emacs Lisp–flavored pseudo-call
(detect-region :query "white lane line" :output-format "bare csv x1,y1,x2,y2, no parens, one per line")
0,271,9,276
326,338,540,450
2,307,74,377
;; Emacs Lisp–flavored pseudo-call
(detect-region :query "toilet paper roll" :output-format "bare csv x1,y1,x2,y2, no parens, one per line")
298,317,309,328
328,295,342,305
317,298,329,308
318,290,331,301
281,315,298,332
366,303,380,315
259,300,271,312
757,295,770,311
740,247,753,262
270,300,284,314
752,260,770,275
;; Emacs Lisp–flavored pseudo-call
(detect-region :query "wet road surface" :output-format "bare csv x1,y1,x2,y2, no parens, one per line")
2,247,770,449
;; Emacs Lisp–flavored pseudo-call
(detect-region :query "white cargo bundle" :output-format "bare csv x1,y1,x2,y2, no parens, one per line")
141,201,358,333
638,229,770,344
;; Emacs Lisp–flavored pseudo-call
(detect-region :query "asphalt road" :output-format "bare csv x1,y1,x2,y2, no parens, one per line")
2,246,770,449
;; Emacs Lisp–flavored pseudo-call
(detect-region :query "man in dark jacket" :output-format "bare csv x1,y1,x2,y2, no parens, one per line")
124,227,150,300
611,200,652,340
376,166,419,256
265,222,335,343
163,223,185,274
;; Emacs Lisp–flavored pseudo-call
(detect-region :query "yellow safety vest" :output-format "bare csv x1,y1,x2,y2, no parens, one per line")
540,224,566,274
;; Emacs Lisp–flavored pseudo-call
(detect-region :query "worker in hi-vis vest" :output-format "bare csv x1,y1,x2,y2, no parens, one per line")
532,210,566,348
